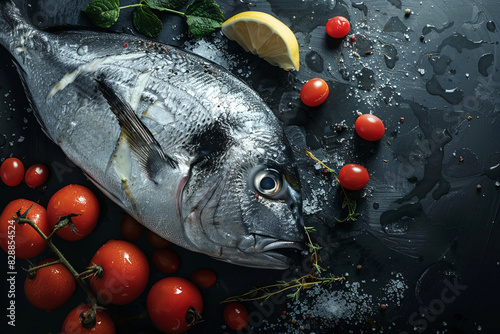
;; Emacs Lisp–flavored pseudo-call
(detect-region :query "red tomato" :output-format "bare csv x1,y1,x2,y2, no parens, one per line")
355,114,385,141
338,164,369,190
153,248,180,274
61,304,115,334
147,229,171,248
326,16,351,38
0,199,50,259
1,157,24,186
24,258,76,311
300,78,329,107
120,213,144,242
190,269,217,289
24,163,50,188
89,240,149,305
147,277,203,334
223,302,249,331
47,184,100,241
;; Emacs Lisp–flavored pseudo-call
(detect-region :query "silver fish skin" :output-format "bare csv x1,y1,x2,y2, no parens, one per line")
0,1,304,269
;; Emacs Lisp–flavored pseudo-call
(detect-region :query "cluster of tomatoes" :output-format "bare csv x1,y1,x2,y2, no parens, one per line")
0,157,248,333
299,16,385,191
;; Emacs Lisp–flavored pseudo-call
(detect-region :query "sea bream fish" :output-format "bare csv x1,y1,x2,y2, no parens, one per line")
0,1,304,269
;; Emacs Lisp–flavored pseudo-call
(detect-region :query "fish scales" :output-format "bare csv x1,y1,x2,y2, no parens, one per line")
0,1,304,269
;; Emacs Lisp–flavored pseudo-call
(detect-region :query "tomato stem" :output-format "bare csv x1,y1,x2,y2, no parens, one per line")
79,306,97,329
185,307,203,326
26,259,61,279
14,209,99,306
48,213,81,241
77,265,103,281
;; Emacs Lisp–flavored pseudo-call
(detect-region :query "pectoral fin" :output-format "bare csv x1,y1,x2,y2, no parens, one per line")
96,78,177,181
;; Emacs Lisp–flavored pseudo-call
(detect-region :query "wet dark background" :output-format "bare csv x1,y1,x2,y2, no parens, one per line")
1,0,499,333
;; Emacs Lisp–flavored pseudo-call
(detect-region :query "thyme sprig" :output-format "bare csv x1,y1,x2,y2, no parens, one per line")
304,149,360,223
304,226,324,275
221,272,344,303
220,227,345,303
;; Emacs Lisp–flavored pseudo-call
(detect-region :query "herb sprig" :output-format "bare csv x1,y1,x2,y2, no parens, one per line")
304,149,360,223
221,226,345,304
85,0,225,38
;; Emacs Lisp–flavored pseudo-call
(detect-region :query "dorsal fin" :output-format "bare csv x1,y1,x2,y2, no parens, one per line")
96,78,177,181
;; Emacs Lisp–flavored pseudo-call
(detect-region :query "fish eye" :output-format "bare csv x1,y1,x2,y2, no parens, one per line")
254,169,282,197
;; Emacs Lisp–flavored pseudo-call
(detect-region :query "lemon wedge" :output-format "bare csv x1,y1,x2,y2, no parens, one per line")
222,11,300,71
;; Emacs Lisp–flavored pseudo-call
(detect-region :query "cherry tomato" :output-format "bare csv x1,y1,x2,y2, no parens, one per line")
300,78,329,107
153,248,180,274
47,184,100,241
355,114,385,141
62,304,115,334
89,240,149,305
120,213,144,241
338,164,369,190
223,302,249,331
1,157,24,186
147,277,203,334
326,16,351,38
24,258,76,311
190,269,217,289
147,229,171,248
24,163,50,188
0,199,50,259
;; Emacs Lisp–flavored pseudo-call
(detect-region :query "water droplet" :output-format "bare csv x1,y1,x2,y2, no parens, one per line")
352,2,368,16
383,218,410,235
428,55,451,75
478,53,494,77
426,75,463,105
77,45,88,56
422,22,454,36
486,20,496,32
305,51,324,73
437,34,484,54
382,44,398,69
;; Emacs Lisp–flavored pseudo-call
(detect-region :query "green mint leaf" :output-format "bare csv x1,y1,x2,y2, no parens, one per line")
185,15,222,37
186,0,226,23
133,6,163,38
144,0,188,11
185,0,225,21
185,0,225,37
84,0,120,28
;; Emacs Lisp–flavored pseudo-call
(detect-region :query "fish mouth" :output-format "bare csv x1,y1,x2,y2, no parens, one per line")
253,234,304,253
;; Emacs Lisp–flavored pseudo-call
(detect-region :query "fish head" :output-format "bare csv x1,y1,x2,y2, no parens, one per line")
178,120,305,269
